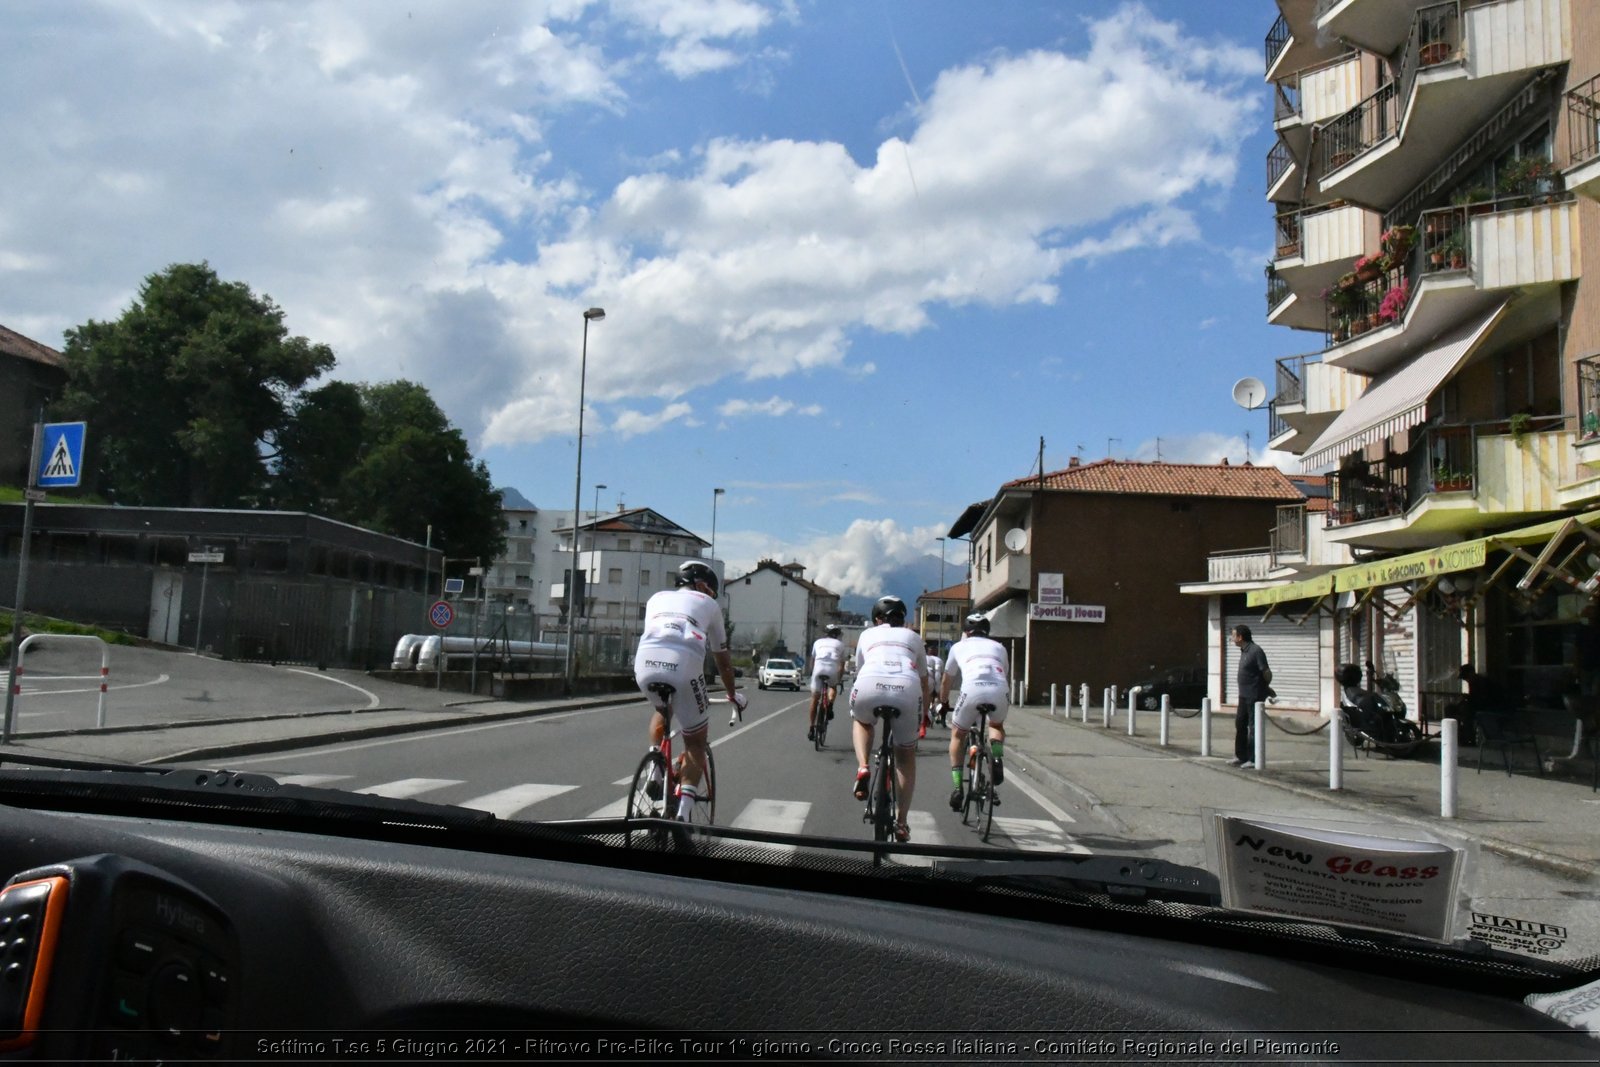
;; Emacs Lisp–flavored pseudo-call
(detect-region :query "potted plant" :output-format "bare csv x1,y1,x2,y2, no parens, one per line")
1433,466,1470,492
1420,39,1454,66
1381,224,1416,261
1439,236,1466,270
1377,279,1411,324
1583,411,1600,441
1510,412,1533,446
1354,254,1382,283
1498,157,1557,199
1451,185,1493,216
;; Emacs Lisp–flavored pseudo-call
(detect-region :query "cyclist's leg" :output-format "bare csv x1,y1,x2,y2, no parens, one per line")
885,694,920,837
983,686,1011,784
948,691,981,807
671,676,712,818
848,680,873,798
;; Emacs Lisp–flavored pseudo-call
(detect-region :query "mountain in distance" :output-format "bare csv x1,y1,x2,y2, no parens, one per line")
497,486,535,509
838,553,964,616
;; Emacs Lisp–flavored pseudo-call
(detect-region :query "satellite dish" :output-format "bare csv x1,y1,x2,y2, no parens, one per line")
1232,377,1268,411
1003,528,1028,553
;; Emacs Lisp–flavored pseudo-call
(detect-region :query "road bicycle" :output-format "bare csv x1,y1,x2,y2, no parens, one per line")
813,682,836,751
957,702,998,842
861,705,901,844
627,682,715,842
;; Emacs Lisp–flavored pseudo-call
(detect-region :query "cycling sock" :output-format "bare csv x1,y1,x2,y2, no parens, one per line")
676,782,700,820
990,740,1004,760
951,768,963,788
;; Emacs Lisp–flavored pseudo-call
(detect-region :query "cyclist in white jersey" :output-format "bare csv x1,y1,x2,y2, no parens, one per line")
634,561,747,819
807,624,846,741
924,642,944,728
939,613,1010,812
849,596,929,842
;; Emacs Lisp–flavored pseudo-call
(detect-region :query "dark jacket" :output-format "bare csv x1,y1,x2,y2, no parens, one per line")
1236,641,1272,704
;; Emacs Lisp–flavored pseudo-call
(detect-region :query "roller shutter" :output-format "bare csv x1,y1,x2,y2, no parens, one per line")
1223,611,1322,710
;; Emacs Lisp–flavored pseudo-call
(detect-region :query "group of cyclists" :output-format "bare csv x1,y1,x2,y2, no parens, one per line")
633,560,1009,843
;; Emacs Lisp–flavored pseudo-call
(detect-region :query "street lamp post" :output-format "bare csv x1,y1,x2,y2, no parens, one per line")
564,307,605,694
937,537,947,591
710,487,725,564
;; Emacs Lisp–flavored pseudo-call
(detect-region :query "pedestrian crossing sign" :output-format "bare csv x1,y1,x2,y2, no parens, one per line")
35,422,86,488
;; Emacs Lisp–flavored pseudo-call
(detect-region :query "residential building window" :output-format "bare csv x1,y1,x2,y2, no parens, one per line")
608,567,623,584
618,538,631,550
641,570,651,584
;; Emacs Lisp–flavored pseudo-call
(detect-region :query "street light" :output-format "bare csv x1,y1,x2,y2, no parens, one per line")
936,536,948,591
710,487,725,565
565,307,605,694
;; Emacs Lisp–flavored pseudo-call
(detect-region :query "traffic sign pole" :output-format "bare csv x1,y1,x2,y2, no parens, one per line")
3,419,43,745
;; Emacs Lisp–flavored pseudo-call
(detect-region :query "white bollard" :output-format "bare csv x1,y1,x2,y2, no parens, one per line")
1441,718,1458,819
1253,701,1266,770
1050,683,1058,717
1160,693,1170,746
1102,688,1111,728
1080,684,1090,724
1200,698,1212,758
1329,710,1343,790
1127,688,1138,736
1109,686,1119,721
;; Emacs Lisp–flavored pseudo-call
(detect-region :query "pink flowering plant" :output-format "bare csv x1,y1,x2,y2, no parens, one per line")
1377,279,1411,323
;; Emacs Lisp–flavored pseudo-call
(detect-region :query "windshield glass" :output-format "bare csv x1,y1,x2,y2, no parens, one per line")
2,0,1597,974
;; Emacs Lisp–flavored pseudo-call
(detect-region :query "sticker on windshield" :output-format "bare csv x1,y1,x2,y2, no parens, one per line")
1204,812,1465,943
1469,911,1569,957
1525,977,1600,1038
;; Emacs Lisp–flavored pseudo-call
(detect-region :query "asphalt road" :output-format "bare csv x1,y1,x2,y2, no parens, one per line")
214,686,1111,852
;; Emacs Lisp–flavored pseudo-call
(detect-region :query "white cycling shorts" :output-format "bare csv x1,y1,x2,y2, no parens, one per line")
951,684,1009,731
635,648,709,735
849,673,921,748
810,668,840,694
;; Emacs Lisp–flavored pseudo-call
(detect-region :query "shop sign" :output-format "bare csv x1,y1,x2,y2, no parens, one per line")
1038,572,1064,605
1030,603,1104,623
1335,540,1487,592
1247,574,1333,608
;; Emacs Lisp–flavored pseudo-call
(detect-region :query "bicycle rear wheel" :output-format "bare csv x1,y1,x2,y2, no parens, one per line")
814,698,828,751
979,751,996,843
870,749,895,843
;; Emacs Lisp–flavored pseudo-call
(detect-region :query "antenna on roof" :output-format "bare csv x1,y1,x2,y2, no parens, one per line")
1156,437,1163,462
1244,430,1252,464
1107,438,1121,460
1038,436,1045,490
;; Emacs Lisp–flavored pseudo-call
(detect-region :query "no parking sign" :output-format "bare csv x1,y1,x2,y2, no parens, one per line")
428,600,455,629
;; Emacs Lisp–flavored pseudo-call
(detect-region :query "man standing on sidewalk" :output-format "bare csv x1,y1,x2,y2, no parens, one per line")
1231,625,1271,769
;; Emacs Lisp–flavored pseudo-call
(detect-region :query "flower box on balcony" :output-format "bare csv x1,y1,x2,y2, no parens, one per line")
1432,475,1472,493
1420,42,1454,66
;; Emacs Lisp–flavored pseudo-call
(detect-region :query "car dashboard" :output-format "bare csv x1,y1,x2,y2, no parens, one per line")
0,785,1595,1064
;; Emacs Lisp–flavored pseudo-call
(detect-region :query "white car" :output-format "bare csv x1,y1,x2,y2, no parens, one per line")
758,658,801,690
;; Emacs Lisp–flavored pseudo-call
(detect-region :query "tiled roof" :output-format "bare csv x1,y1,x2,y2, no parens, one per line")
919,581,970,601
0,324,65,369
1002,460,1303,501
731,558,838,598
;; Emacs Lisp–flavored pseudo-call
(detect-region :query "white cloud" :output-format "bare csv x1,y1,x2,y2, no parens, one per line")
720,517,946,597
612,401,698,439
718,396,823,418
1129,434,1297,472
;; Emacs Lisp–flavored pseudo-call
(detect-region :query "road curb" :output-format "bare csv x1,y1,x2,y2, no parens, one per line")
1015,704,1595,881
16,705,417,741
146,694,647,765
1002,739,1128,834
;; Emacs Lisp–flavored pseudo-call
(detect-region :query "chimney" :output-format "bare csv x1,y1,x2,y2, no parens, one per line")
1068,456,1080,468
1220,457,1230,466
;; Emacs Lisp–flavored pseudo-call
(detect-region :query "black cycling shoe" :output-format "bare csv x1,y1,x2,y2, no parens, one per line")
852,768,870,801
949,787,963,812
806,726,815,742
992,759,1004,785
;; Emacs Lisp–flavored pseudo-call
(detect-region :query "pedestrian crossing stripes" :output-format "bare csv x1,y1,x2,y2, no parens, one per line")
257,774,1086,852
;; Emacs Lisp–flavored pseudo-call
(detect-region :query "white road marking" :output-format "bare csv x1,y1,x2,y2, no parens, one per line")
356,777,462,799
989,816,1091,854
282,668,382,709
273,774,354,787
16,673,171,711
610,697,808,784
1004,766,1076,823
586,798,629,819
459,783,578,819
731,799,811,837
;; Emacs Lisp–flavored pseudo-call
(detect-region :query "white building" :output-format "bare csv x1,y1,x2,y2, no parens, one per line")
552,507,719,631
726,559,841,661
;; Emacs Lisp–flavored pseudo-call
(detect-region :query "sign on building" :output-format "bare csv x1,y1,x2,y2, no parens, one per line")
1030,603,1105,623
1038,572,1065,605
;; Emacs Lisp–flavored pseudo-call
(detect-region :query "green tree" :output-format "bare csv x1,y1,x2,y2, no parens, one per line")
53,262,335,506
273,381,366,512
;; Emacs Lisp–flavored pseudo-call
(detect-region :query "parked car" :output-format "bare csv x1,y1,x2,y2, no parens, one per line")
1132,665,1207,710
758,657,802,690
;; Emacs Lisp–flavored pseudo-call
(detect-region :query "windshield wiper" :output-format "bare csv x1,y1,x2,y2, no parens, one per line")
0,751,167,775
935,854,1221,906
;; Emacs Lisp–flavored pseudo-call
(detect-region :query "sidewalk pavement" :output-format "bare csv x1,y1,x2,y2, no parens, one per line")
1002,699,1598,880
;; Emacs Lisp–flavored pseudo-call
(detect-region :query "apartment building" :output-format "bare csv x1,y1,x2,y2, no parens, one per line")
1256,0,1600,715
725,559,841,661
917,581,972,656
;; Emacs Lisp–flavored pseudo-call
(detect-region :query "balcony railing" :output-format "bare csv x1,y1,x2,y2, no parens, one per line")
1397,2,1462,111
1268,141,1295,194
1275,354,1307,408
1269,399,1289,442
1266,12,1291,77
1207,548,1275,584
1267,272,1290,312
1321,81,1398,175
1275,79,1302,124
1568,73,1600,170
1270,504,1307,564
1579,355,1600,443
1274,208,1302,257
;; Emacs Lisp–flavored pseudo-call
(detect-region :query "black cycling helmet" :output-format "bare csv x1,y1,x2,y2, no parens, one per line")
825,624,842,637
676,560,719,597
871,595,907,625
963,613,990,636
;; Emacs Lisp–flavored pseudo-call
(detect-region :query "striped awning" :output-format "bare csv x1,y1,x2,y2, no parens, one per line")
1300,300,1510,473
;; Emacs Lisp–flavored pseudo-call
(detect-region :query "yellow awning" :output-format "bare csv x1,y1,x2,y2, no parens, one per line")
1246,574,1333,607
1334,540,1488,592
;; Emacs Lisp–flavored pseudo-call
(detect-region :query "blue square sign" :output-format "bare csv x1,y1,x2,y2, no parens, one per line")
36,422,86,488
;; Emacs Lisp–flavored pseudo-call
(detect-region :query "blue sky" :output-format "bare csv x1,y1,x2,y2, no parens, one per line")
1,1,1294,594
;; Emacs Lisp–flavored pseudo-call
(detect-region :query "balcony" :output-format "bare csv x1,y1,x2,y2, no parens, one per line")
1326,418,1575,549
1323,193,1576,376
1564,73,1600,200
1271,0,1356,84
1268,140,1298,203
1266,13,1291,80
1270,504,1307,565
1272,201,1381,309
1316,0,1431,56
1270,354,1366,454
1319,1,1570,206
1206,548,1276,585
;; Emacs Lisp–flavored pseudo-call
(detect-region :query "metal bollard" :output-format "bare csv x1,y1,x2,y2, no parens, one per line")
1080,684,1090,724
1253,701,1266,770
1050,683,1058,717
1199,698,1212,758
1101,688,1111,728
1441,718,1458,818
1329,710,1343,790
1159,694,1170,746
1127,688,1138,736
